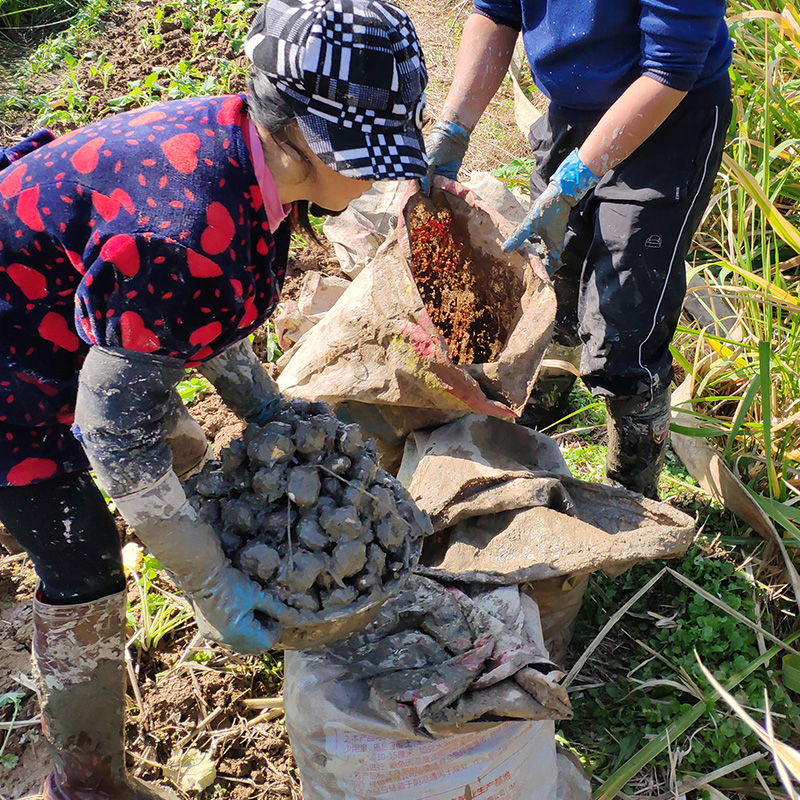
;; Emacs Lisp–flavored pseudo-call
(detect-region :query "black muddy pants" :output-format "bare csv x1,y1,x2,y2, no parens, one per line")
0,471,125,604
528,97,732,402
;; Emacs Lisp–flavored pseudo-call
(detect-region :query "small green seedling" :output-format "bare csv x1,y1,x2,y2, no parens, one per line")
0,691,25,770
178,372,212,405
491,157,535,190
126,550,192,652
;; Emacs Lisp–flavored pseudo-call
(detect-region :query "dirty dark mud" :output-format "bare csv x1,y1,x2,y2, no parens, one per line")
407,197,522,366
186,399,429,624
325,575,570,734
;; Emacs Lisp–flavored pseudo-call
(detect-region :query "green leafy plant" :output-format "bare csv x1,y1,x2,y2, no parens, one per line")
290,212,326,251
0,690,25,770
491,156,535,189
1,0,253,128
263,321,282,363
126,550,192,652
177,371,212,406
562,550,800,791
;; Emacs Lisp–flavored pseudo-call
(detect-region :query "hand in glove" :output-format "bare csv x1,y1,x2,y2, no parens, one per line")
114,472,289,654
502,148,600,274
198,337,285,425
420,119,470,195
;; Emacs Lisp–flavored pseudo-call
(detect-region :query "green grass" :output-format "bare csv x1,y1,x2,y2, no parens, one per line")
562,548,800,793
672,0,800,540
547,382,705,503
0,0,78,43
542,386,796,795
125,550,192,653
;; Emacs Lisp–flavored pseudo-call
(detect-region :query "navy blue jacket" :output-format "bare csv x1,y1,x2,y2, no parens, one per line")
473,0,732,120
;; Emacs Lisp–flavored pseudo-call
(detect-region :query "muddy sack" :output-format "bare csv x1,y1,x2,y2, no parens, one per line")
283,582,586,800
405,414,695,580
325,575,570,735
277,180,556,457
402,414,695,659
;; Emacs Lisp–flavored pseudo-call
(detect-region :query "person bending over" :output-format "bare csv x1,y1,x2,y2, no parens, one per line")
0,0,427,796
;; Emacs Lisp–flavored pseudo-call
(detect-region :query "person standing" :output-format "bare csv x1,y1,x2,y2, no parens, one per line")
424,0,732,498
0,0,428,796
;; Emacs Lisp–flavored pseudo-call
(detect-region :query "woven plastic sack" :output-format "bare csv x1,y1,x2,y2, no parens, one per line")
283,586,578,800
282,580,589,800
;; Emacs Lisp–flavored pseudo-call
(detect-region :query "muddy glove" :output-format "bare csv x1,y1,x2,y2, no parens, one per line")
420,119,470,195
198,337,285,425
502,148,600,274
112,471,287,653
74,346,286,654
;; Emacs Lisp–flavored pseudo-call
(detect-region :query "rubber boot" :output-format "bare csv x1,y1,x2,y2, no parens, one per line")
518,344,582,430
33,589,174,800
605,389,671,500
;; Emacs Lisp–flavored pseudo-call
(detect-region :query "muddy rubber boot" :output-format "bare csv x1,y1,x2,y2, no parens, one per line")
518,344,582,430
604,389,672,500
33,590,175,800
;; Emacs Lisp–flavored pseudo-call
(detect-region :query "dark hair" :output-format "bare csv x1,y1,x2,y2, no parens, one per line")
245,69,321,244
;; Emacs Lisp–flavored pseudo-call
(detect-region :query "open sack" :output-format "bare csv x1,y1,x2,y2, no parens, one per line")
277,179,556,462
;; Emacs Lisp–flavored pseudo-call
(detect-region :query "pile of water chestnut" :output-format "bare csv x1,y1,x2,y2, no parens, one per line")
186,399,428,619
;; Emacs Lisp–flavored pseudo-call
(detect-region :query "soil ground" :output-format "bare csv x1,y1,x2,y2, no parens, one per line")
0,1,533,797
0,0,529,171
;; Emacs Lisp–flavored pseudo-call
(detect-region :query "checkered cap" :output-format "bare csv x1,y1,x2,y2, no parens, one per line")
245,0,428,180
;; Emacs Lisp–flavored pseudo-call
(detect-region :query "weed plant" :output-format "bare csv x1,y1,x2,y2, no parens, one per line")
0,691,24,770
491,157,535,192
674,1,800,539
564,549,800,793
125,549,192,652
0,0,120,127
177,372,212,406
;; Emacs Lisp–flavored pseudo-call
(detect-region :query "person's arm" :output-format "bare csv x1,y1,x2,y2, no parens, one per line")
440,12,518,133
422,12,517,192
577,76,686,177
502,78,688,264
197,337,285,425
73,346,290,654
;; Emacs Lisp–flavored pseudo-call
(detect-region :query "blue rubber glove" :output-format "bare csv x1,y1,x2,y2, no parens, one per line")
420,119,470,195
190,561,291,654
502,148,600,274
